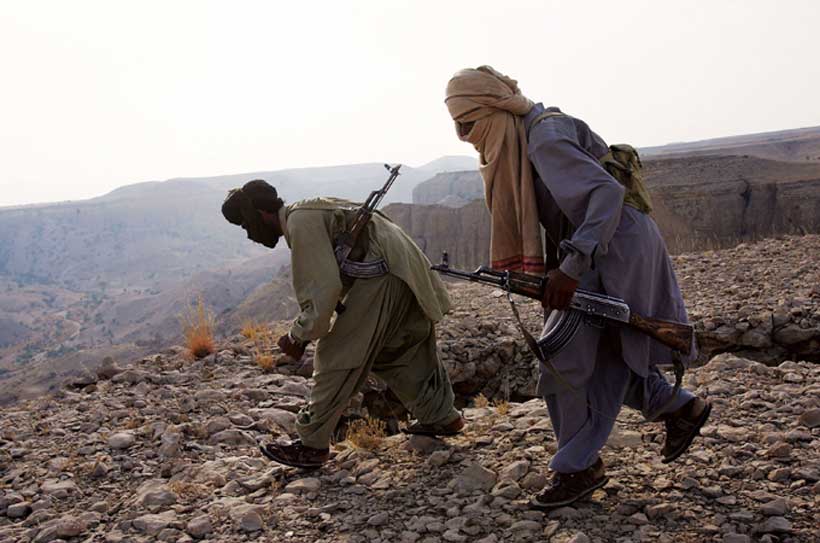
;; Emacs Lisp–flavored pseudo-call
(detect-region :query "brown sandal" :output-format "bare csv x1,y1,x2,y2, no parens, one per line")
402,415,465,437
260,440,329,469
662,398,712,463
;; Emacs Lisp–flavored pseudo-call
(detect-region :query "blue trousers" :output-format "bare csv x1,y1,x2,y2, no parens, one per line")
543,327,694,473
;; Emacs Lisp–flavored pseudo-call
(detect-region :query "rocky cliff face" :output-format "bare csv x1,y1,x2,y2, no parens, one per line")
645,156,820,251
642,125,820,163
405,155,820,267
412,171,485,207
383,200,490,271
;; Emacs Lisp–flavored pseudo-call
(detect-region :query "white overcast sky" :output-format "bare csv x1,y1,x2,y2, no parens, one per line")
1,0,819,206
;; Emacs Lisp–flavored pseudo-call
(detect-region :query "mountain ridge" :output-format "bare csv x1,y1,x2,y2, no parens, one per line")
3,125,820,408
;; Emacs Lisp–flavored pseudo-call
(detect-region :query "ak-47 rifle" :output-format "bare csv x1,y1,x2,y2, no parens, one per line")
431,252,693,356
333,163,401,279
330,164,401,314
432,252,693,422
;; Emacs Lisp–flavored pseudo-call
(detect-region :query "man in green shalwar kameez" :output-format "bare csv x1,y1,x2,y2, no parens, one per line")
222,180,464,468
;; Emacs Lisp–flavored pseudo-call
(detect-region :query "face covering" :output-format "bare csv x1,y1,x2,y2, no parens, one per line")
237,189,279,249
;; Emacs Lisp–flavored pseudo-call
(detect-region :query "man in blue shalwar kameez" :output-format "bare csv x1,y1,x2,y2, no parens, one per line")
445,66,712,509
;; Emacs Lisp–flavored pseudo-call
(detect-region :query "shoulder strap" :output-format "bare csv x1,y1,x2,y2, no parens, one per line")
526,111,565,140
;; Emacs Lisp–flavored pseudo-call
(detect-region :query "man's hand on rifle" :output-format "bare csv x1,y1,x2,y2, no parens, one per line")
277,333,307,361
542,269,579,311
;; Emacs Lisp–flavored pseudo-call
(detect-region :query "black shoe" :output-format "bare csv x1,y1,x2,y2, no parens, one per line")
260,440,329,469
661,397,712,464
530,458,608,510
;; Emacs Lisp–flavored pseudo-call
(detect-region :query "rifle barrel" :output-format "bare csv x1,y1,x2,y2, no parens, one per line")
431,265,506,287
369,165,401,210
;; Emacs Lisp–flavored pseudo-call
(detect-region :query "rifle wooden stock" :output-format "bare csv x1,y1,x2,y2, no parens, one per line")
628,313,693,355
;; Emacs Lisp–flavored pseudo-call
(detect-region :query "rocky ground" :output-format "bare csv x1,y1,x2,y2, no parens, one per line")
1,345,818,542
1,235,819,542
675,235,820,364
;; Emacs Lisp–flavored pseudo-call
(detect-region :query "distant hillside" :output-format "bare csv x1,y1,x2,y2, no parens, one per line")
0,186,269,291
0,160,472,290
415,155,478,173
405,154,820,269
0,158,472,392
642,125,820,162
412,170,484,207
217,269,299,335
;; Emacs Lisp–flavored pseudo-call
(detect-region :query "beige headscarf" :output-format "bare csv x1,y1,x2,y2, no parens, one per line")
445,66,543,274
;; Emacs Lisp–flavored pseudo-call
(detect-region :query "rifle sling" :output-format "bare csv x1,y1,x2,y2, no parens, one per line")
645,351,684,422
506,291,580,395
334,211,389,314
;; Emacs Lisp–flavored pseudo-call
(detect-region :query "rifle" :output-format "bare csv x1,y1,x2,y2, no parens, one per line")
331,164,401,312
333,164,400,278
431,252,693,356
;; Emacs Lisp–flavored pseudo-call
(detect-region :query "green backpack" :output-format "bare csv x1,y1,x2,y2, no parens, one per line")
528,112,653,214
598,144,653,214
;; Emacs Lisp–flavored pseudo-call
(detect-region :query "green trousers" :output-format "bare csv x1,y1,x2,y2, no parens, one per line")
296,274,458,449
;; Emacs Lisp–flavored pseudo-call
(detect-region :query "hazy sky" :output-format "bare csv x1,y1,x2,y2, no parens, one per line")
2,1,819,206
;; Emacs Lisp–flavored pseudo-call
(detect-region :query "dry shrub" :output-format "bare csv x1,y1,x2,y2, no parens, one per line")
473,393,489,408
346,416,386,450
269,477,283,493
248,321,290,372
256,353,276,372
180,296,216,359
492,399,510,416
187,423,209,440
168,480,209,501
251,326,277,372
75,461,95,479
34,420,50,434
122,416,144,430
59,454,80,472
241,319,264,340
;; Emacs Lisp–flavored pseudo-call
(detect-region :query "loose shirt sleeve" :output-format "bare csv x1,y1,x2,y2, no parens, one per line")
528,122,625,280
286,210,343,342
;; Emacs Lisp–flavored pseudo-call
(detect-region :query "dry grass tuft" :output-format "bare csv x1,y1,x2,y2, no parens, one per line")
122,416,144,430
473,393,489,408
346,416,386,450
241,319,265,340
247,321,291,372
180,296,216,359
492,399,510,416
59,454,80,473
168,480,210,501
187,423,209,440
256,353,277,372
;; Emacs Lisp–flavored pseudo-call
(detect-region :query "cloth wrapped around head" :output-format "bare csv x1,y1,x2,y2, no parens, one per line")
445,66,543,273
221,180,283,248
